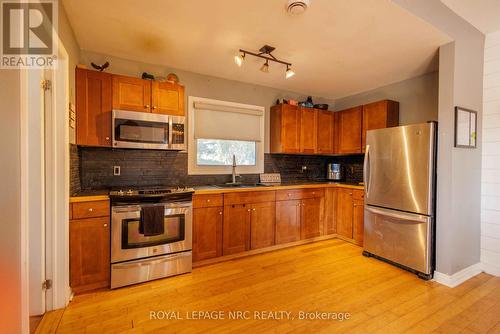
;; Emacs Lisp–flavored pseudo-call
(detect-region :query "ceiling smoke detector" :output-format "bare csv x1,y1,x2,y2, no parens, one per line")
286,0,310,15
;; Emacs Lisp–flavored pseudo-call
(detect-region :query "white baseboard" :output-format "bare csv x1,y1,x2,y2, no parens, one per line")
433,263,483,288
482,261,500,277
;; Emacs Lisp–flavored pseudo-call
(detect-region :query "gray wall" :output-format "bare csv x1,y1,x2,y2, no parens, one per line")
394,0,485,276
78,50,336,151
0,71,22,332
334,72,439,125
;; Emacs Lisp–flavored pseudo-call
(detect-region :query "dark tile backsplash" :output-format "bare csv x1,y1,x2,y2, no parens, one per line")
70,145,364,195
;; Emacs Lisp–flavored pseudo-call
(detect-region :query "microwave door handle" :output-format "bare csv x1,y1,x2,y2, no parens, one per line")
168,116,173,149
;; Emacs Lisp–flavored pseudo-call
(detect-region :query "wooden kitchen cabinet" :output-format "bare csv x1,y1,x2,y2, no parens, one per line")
112,74,185,115
270,104,301,153
336,106,363,154
193,206,223,261
112,75,151,112
275,199,301,244
250,201,276,250
353,199,364,245
299,107,318,154
152,81,185,116
317,110,335,154
324,188,337,235
336,188,365,245
362,100,399,151
301,197,323,239
76,68,112,147
223,204,251,255
70,199,110,294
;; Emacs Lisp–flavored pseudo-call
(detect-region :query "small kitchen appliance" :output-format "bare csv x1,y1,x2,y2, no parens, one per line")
326,163,343,181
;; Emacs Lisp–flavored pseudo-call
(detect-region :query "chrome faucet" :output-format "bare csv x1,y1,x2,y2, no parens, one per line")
231,154,241,184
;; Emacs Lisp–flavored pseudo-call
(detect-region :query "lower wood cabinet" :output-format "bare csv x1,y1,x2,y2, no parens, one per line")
300,197,323,239
250,201,276,250
193,206,223,261
70,212,110,294
336,188,365,245
276,200,301,244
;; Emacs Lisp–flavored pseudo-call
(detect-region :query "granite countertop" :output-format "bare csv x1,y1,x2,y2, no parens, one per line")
70,181,364,201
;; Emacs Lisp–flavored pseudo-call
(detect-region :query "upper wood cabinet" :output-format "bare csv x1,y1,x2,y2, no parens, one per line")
112,74,185,115
112,75,151,112
270,104,301,153
152,81,185,116
336,106,363,154
76,68,112,147
362,100,399,151
299,107,318,154
317,110,335,154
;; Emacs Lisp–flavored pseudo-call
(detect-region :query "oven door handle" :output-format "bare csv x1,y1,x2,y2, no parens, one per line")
112,202,192,213
113,252,191,269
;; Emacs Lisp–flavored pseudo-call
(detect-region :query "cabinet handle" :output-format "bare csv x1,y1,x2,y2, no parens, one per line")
207,199,211,202
219,212,222,215
105,137,110,141
103,223,108,227
144,105,150,109
152,106,157,109
247,209,251,212
253,208,256,211
88,208,93,212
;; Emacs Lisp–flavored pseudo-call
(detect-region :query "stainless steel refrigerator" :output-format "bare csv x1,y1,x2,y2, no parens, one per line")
363,122,437,279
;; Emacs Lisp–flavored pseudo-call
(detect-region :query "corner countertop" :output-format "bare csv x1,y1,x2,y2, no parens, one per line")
69,181,364,202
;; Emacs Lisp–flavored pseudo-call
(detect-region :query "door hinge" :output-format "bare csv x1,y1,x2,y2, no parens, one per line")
42,279,52,290
41,79,51,91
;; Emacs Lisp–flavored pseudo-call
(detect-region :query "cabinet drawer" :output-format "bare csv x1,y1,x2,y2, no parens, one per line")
72,200,110,219
353,190,365,201
193,194,223,208
276,188,324,201
224,191,276,205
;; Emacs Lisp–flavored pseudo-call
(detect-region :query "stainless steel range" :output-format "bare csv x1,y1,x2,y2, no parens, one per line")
109,187,194,288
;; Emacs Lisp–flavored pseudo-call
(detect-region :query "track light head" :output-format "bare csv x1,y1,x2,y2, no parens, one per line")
260,60,269,73
285,66,295,79
234,53,245,67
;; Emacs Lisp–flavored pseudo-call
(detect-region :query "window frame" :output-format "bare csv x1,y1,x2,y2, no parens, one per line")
187,96,265,175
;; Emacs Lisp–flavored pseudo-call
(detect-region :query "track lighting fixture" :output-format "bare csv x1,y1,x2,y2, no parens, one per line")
234,45,295,79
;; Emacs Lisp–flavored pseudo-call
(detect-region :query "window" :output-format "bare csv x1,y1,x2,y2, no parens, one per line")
188,97,264,175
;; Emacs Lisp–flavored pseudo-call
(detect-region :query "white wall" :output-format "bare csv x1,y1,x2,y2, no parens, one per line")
481,30,500,276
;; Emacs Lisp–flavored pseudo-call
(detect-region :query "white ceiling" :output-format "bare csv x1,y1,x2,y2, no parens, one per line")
63,0,450,99
441,0,500,34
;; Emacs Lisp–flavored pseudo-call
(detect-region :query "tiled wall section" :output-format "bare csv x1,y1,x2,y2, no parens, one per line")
70,145,364,194
481,31,500,276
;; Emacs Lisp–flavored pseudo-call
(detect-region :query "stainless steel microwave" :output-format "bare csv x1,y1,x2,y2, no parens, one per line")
112,110,186,150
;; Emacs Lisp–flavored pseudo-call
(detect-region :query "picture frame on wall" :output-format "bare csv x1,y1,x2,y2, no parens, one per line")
454,106,477,148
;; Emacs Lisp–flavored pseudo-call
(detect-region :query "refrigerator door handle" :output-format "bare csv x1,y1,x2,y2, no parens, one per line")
365,206,429,223
364,144,371,198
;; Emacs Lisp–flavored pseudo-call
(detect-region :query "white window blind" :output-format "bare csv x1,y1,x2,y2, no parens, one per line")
193,101,263,142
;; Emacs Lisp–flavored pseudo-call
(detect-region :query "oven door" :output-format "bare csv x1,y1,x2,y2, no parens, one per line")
113,109,169,149
111,201,192,263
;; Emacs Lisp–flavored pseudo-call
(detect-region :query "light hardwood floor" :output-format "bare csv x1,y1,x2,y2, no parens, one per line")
40,239,500,333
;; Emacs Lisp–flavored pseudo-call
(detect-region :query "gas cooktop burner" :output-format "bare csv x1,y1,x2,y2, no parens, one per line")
109,187,195,201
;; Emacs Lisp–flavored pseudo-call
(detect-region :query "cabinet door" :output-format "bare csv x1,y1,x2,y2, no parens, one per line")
353,200,364,245
300,107,317,154
362,100,399,151
193,207,223,261
76,68,112,147
317,110,335,154
70,217,110,292
151,81,185,116
112,75,151,112
300,197,323,239
275,200,301,244
250,202,276,250
223,204,251,255
282,105,301,153
324,188,337,235
336,189,354,239
337,106,362,154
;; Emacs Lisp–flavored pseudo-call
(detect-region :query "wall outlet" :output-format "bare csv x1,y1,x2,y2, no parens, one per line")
301,165,308,173
113,166,121,176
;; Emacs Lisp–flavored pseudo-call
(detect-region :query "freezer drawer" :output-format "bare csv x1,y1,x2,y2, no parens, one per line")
363,206,433,275
111,251,192,288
